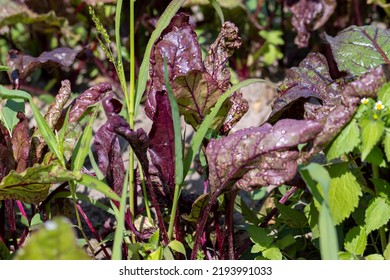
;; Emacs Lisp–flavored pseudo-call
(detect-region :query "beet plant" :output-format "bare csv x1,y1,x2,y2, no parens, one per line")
0,0,389,260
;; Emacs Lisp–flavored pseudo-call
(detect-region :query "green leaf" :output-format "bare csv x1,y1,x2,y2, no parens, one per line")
365,254,384,260
78,174,120,202
344,226,367,256
239,197,261,225
326,119,360,161
275,235,296,250
135,0,187,117
327,163,362,225
182,194,209,223
148,229,160,250
359,118,385,161
365,146,387,167
338,251,356,260
0,240,11,260
247,226,273,251
147,246,163,260
300,162,331,204
275,202,308,228
209,0,224,24
262,246,282,260
0,163,81,204
324,25,390,76
319,202,339,260
30,213,44,228
382,130,390,162
15,217,90,260
365,197,390,234
0,85,31,101
378,82,390,108
0,99,25,134
163,246,175,260
168,240,186,257
384,243,390,260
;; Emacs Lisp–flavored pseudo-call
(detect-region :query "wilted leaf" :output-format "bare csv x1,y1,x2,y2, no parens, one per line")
15,217,90,260
206,119,322,193
7,48,78,84
11,112,30,172
45,80,71,130
182,193,210,223
67,82,111,123
324,25,390,76
286,0,336,48
365,197,390,234
0,163,81,204
148,92,175,188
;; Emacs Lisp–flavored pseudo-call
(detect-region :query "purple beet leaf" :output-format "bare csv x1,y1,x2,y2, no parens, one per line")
0,123,15,181
7,47,79,87
286,0,336,48
148,92,175,189
206,119,323,193
146,13,245,131
11,113,30,173
306,64,390,159
269,53,341,123
323,25,390,76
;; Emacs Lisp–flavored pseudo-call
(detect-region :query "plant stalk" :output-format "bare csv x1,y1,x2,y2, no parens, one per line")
168,184,181,241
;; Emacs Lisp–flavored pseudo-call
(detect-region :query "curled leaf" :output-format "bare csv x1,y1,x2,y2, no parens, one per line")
206,119,323,193
286,0,336,48
7,47,78,85
0,124,15,181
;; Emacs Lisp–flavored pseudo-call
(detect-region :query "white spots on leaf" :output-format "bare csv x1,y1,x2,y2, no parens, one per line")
45,221,58,231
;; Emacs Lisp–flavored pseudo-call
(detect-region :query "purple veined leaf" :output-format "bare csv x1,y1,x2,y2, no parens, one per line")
269,53,341,123
146,12,204,119
11,112,30,173
101,96,150,174
146,12,246,131
323,25,390,76
148,91,175,189
307,64,390,159
6,47,78,86
286,0,336,48
206,119,323,193
0,123,15,181
94,122,125,195
67,82,112,123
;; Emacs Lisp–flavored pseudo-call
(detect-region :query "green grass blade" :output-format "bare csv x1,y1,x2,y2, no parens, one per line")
183,78,276,178
78,174,121,202
209,0,224,24
134,0,187,117
0,85,32,100
30,99,65,166
319,202,339,260
71,106,99,172
112,169,129,260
